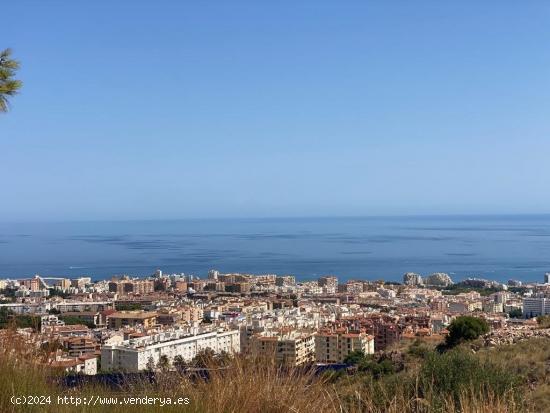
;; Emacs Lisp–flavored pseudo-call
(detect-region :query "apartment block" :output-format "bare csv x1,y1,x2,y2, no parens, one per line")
101,329,240,372
318,276,338,293
523,297,550,318
250,331,315,366
108,279,154,296
107,311,157,329
315,329,374,363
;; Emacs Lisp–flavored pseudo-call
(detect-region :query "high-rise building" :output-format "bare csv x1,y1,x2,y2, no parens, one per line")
275,275,296,287
403,272,423,286
523,296,550,318
318,276,338,293
424,273,453,287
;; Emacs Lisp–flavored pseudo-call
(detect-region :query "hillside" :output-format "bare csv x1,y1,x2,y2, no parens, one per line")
1,331,548,413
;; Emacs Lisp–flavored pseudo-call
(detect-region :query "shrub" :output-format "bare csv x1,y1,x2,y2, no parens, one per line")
343,349,365,365
407,339,432,359
419,348,521,408
443,316,489,348
508,308,522,318
536,315,550,328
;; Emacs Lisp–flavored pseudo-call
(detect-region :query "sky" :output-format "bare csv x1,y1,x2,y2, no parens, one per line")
1,1,550,221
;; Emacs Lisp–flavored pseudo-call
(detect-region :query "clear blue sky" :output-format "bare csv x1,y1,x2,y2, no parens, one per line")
2,1,550,221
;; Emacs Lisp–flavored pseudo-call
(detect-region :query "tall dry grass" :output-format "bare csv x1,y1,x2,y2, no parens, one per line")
0,330,540,413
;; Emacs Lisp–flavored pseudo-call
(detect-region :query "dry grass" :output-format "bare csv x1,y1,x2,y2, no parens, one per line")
0,331,543,413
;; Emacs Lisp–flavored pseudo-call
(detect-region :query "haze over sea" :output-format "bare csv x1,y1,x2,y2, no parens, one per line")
1,215,550,283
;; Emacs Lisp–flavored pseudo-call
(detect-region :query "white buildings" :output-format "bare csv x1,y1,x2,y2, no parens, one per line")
523,296,550,318
318,276,338,294
41,314,65,327
101,329,240,372
403,272,423,286
0,302,51,314
56,301,114,313
275,275,296,287
51,355,98,375
377,288,397,299
424,273,453,287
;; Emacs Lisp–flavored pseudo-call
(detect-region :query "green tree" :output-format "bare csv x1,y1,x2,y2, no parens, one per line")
443,316,489,349
342,350,398,379
48,289,70,299
358,358,395,379
145,356,155,372
173,355,186,371
343,350,366,365
0,48,22,112
192,348,217,368
508,308,522,319
0,307,12,328
157,355,170,371
0,308,40,330
59,315,95,329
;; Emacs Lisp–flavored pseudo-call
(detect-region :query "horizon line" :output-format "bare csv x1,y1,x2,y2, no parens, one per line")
2,212,550,225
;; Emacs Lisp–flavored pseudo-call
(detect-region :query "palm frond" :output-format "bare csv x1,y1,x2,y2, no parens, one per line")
0,48,22,113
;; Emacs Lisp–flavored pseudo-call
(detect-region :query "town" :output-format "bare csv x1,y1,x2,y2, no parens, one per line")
1,269,549,376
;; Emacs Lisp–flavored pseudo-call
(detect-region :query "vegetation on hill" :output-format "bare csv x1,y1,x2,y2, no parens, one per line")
536,315,550,329
439,315,489,350
0,327,547,413
508,308,523,318
58,315,95,329
441,286,501,296
342,350,398,379
0,308,41,330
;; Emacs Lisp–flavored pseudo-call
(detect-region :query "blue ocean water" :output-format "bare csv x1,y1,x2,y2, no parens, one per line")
1,215,550,283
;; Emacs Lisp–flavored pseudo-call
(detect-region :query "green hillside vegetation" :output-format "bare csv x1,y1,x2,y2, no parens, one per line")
0,308,41,330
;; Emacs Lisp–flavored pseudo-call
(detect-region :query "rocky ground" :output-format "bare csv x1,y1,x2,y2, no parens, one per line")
483,326,550,346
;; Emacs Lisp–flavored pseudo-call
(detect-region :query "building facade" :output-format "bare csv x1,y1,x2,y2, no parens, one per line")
101,329,240,372
315,330,374,363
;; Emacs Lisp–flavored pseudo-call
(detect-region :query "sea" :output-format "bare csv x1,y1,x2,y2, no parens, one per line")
1,215,550,283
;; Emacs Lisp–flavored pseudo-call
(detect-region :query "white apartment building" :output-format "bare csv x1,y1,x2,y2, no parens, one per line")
56,301,114,313
0,302,51,314
377,288,397,299
315,330,374,363
523,297,550,318
101,329,240,372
